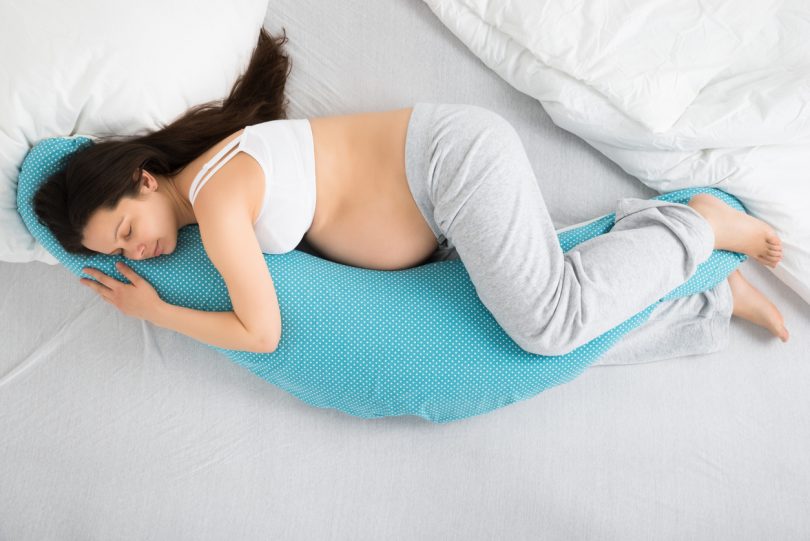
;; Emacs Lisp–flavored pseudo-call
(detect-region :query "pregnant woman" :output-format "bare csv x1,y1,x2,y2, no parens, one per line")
33,28,788,358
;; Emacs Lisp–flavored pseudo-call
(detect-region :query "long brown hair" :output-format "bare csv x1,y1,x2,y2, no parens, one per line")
33,27,293,255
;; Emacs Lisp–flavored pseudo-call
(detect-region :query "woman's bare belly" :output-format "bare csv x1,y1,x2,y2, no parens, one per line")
304,107,440,270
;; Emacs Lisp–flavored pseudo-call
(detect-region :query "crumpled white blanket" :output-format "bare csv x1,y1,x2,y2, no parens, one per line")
424,0,810,305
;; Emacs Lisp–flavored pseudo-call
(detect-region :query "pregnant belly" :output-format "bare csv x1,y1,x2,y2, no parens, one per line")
304,170,439,271
303,107,438,270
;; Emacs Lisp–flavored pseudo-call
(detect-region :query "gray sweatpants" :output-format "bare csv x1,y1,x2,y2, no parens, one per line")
404,102,733,360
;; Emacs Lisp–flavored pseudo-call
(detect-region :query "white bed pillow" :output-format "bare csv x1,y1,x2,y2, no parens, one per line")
0,0,269,265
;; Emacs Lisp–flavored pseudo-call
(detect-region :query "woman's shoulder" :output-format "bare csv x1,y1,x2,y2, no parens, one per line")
192,156,265,224
189,129,264,224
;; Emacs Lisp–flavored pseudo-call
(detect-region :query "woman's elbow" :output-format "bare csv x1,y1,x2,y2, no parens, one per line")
254,331,280,354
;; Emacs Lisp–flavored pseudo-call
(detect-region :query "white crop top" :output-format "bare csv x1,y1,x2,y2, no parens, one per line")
187,118,317,254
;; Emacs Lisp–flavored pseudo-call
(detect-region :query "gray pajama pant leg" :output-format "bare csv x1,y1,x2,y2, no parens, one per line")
593,278,733,365
405,102,722,358
426,239,734,364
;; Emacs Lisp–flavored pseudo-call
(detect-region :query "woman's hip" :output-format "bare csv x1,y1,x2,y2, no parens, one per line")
404,102,537,246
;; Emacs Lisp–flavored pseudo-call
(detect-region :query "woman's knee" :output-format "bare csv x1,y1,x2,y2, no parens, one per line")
448,104,518,142
506,326,581,357
518,339,577,357
470,105,517,136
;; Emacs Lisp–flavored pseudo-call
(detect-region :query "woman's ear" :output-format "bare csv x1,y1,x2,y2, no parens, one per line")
139,170,159,193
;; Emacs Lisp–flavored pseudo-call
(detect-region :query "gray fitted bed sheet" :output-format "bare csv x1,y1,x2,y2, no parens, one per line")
1,1,808,539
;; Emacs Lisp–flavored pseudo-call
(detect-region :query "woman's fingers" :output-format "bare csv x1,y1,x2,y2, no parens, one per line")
80,278,104,294
115,261,140,284
81,267,117,291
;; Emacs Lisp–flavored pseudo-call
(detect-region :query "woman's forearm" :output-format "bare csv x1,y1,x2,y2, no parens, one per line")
151,302,275,353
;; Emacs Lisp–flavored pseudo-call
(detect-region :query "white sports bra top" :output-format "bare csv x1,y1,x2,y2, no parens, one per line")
188,118,317,254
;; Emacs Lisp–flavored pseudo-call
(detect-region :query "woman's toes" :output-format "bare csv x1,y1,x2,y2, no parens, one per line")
759,250,782,265
760,255,778,268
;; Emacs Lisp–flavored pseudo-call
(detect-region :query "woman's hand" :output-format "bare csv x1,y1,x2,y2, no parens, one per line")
80,262,164,322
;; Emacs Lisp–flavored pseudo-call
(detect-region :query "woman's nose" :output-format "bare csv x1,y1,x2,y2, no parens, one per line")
127,241,146,259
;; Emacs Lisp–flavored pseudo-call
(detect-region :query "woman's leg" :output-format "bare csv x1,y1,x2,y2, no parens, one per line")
593,278,733,366
405,103,716,356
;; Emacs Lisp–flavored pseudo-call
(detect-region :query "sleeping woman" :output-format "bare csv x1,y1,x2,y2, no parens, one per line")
32,28,789,357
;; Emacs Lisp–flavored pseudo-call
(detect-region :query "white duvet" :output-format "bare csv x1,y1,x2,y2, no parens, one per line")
423,0,810,305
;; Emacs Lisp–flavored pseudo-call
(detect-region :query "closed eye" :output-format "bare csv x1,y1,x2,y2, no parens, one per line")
109,226,132,255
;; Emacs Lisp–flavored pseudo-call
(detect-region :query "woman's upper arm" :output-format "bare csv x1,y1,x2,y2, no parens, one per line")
193,183,282,349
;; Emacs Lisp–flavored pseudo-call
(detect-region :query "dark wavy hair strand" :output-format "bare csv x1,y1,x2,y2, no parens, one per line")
32,27,292,255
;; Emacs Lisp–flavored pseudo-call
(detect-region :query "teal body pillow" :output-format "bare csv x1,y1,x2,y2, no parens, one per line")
19,136,746,424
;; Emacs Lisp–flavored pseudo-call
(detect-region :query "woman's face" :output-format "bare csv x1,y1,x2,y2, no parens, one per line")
81,172,179,260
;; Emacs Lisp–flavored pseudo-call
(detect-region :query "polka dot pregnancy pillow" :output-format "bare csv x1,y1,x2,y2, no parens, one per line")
18,136,747,424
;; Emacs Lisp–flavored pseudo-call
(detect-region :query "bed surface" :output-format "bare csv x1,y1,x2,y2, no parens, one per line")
1,1,808,539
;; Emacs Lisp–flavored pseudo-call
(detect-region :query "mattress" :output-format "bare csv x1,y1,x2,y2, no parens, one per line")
1,1,808,539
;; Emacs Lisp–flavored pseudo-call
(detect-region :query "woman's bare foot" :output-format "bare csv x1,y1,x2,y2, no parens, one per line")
727,269,789,342
687,193,783,269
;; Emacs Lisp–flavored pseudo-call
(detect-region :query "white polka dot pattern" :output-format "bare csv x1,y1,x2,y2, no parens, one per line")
18,137,747,423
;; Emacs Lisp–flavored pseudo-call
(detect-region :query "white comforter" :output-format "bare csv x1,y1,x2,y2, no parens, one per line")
423,0,810,305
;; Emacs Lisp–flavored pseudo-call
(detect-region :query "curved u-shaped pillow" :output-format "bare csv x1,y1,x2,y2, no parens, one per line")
18,136,746,424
